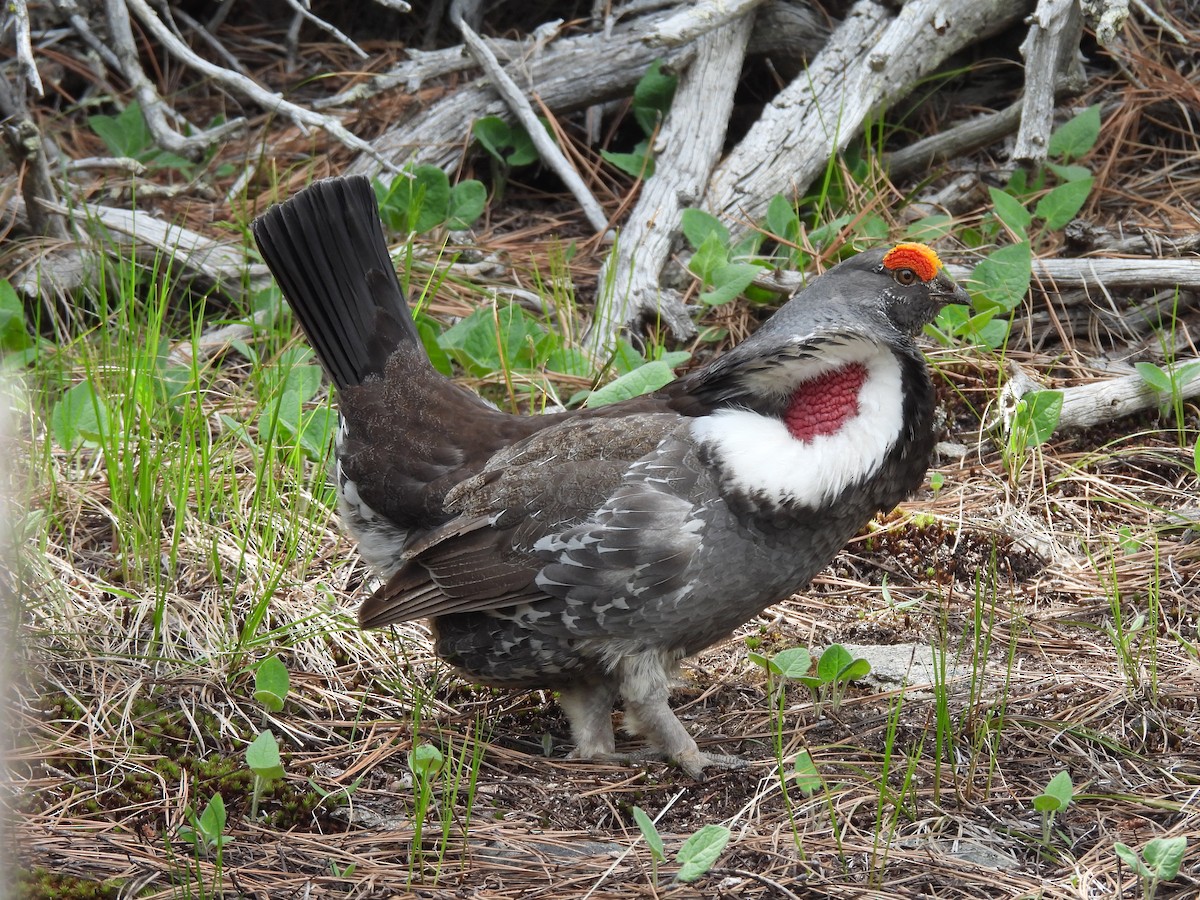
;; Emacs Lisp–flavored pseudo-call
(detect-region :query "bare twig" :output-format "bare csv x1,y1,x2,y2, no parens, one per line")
0,78,69,240
455,16,610,236
6,0,43,97
886,99,1024,180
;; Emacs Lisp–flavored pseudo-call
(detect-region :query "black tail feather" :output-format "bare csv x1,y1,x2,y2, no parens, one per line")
252,175,420,390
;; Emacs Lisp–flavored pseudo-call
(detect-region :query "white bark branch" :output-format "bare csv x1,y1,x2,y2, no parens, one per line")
705,0,1028,237
592,13,756,346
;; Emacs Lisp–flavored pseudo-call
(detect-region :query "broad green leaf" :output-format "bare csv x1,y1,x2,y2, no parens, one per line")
1046,162,1093,183
1142,836,1187,880
791,750,821,797
473,116,512,162
1033,792,1063,812
747,651,770,671
601,145,654,179
415,316,454,376
254,655,290,713
382,165,452,234
506,123,540,166
1175,360,1200,387
408,742,444,779
807,213,852,249
1135,362,1172,393
988,187,1032,235
546,347,591,377
1048,105,1101,162
688,232,729,284
197,793,227,841
632,60,678,136
632,806,665,861
675,824,731,883
447,180,487,230
765,194,799,244
699,263,761,307
1013,390,1063,447
970,242,1032,312
611,339,647,376
585,360,675,407
771,647,812,680
51,380,110,450
654,349,691,369
856,214,890,244
246,731,284,780
0,279,33,356
816,645,853,682
438,303,552,376
1043,770,1074,806
1035,177,1093,230
280,363,323,402
1114,842,1152,879
680,209,728,251
837,658,871,682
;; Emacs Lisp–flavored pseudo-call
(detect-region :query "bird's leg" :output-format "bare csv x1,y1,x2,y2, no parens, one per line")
558,681,618,758
618,654,747,779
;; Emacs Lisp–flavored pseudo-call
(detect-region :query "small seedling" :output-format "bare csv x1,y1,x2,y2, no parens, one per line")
408,742,445,879
631,807,732,885
254,654,290,713
1033,770,1073,844
1114,836,1187,900
1002,389,1062,485
798,644,871,715
178,793,228,855
246,730,285,821
790,750,822,797
599,59,677,178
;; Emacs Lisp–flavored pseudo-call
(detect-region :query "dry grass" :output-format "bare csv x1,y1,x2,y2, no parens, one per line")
7,3,1200,898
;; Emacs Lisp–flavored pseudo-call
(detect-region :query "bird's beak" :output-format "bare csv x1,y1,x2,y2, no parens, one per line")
932,272,971,309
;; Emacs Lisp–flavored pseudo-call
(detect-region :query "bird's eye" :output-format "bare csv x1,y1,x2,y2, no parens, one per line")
893,267,918,286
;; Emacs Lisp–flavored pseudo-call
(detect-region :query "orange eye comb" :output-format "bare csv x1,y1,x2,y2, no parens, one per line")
883,243,942,283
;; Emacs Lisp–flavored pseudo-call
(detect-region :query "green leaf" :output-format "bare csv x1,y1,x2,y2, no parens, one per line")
0,279,32,357
197,793,227,843
970,242,1032,312
1013,390,1063,447
988,187,1032,235
837,658,871,682
680,209,729,251
408,743,445,779
675,824,731,883
254,655,291,713
1193,435,1200,476
1142,836,1187,881
246,731,284,780
1045,162,1093,183
473,116,512,162
699,262,761,307
381,166,452,234
1035,177,1093,230
601,144,654,179
611,339,647,376
545,347,592,377
747,651,769,671
688,232,729,284
791,750,821,797
816,645,854,683
415,316,454,376
1136,362,1172,393
51,380,111,450
765,194,799,244
1048,105,1101,162
1032,792,1062,812
770,647,812,680
585,360,675,407
632,59,677,136
632,806,665,862
438,303,552,376
1043,770,1074,807
447,180,487,230
506,123,540,166
1114,842,1153,879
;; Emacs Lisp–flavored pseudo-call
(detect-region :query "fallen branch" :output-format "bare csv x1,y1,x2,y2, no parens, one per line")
456,17,610,235
591,12,755,346
1013,0,1084,165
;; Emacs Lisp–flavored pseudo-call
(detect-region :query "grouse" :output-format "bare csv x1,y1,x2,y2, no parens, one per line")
252,175,967,777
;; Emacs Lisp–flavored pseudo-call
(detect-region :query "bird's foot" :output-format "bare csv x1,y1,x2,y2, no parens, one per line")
574,747,747,780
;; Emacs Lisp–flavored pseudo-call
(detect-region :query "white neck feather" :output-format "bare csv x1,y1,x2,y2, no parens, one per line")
689,338,905,509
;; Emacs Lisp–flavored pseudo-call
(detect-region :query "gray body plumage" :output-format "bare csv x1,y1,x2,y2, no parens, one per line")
252,176,968,776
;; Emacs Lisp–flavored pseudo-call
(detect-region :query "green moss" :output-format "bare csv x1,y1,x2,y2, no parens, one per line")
11,866,121,900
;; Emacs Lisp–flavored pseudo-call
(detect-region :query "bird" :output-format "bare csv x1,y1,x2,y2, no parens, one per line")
252,174,968,778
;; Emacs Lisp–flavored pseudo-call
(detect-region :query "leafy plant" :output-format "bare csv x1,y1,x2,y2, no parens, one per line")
1033,770,1073,844
631,807,731,885
87,100,194,171
1002,388,1063,484
680,208,766,307
177,792,228,855
931,105,1101,350
375,167,486,235
1114,837,1188,900
0,279,37,366
1135,358,1200,438
600,59,677,178
798,644,871,715
247,655,290,820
